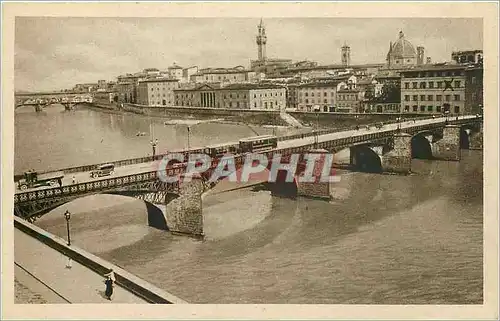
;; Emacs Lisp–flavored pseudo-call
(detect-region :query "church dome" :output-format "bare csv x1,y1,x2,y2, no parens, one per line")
389,31,417,58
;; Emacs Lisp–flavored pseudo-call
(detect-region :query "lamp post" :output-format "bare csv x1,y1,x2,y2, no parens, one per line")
150,139,159,157
64,210,71,246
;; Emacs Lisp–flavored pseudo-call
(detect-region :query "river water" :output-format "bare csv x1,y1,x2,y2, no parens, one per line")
16,104,483,304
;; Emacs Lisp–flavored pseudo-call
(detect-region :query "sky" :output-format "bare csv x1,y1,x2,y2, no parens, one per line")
15,17,483,92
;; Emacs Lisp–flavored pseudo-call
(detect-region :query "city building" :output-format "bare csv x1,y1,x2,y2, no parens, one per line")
116,82,136,104
296,79,351,113
190,67,260,84
464,66,483,114
73,83,98,93
399,64,483,115
386,31,425,69
451,50,483,65
341,43,351,67
137,78,180,107
182,66,199,83
97,80,107,90
174,83,286,110
250,19,294,76
336,87,362,113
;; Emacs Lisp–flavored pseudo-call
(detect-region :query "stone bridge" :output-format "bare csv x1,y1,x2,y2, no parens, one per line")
13,116,483,238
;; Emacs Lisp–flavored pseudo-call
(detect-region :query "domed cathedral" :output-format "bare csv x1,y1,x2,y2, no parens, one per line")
386,31,425,69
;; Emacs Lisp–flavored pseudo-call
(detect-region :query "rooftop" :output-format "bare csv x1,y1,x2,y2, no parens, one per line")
139,78,180,83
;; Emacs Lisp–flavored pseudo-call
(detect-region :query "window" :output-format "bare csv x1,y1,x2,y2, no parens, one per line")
427,95,433,101
254,94,256,98
270,102,273,108
454,106,460,114
454,95,460,101
472,93,477,101
237,102,240,108
305,99,308,103
454,81,461,88
437,81,443,88
311,92,314,97
324,99,327,103
427,106,433,112
264,102,268,109
420,106,425,112
429,82,434,88
405,82,410,89
405,105,410,112
420,82,426,89
254,102,257,108
472,76,476,84
420,95,426,101
436,106,442,112
305,92,308,97
413,95,418,101
324,92,327,96
413,105,418,112
436,95,442,101
445,95,451,101
405,95,410,101
412,82,418,89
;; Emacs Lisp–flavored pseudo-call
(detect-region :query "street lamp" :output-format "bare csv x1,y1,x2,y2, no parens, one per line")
150,139,159,157
64,210,71,246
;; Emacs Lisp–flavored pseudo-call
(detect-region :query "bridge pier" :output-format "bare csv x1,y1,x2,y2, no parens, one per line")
296,149,332,200
164,174,204,238
432,125,461,161
380,133,412,174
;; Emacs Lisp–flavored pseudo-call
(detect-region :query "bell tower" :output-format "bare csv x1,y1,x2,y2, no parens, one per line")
341,43,351,67
256,19,267,61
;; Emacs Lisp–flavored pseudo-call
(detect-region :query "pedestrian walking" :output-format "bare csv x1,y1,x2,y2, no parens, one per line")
103,270,116,301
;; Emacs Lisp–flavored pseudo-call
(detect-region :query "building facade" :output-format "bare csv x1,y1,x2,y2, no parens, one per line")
190,68,258,84
464,66,483,114
296,81,341,112
168,64,184,81
137,78,180,107
452,50,483,65
336,88,362,113
400,65,469,114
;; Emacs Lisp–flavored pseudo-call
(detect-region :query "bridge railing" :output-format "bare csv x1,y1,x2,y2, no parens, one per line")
16,115,481,180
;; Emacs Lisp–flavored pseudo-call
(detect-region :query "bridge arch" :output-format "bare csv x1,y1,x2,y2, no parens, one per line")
20,192,175,231
411,133,433,159
350,145,383,173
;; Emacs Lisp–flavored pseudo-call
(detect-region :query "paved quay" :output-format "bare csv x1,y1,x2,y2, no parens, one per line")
14,227,149,304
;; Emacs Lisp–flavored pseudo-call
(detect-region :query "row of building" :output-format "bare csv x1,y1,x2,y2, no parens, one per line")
81,20,484,115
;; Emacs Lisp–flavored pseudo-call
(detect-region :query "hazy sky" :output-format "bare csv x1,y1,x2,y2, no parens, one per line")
15,17,482,92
